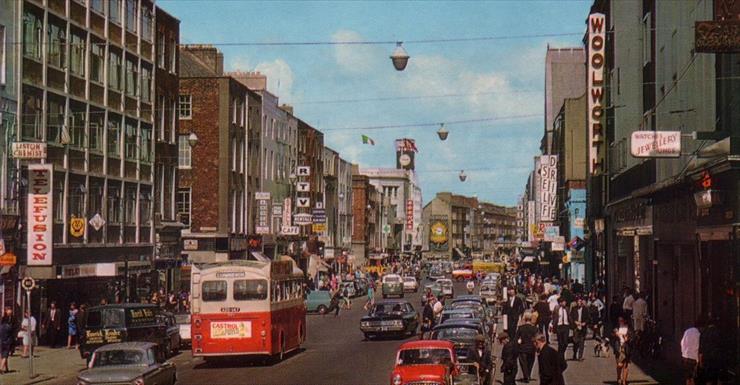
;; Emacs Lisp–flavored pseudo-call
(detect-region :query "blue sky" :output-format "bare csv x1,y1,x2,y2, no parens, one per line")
161,0,592,206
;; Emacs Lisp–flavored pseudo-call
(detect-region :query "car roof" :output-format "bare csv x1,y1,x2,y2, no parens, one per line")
432,321,483,330
399,340,455,350
375,299,411,305
94,342,158,352
443,308,475,313
454,295,483,302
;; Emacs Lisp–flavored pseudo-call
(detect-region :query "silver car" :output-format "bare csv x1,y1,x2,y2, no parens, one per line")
77,342,177,385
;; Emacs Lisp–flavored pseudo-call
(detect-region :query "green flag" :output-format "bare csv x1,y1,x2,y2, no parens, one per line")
361,135,375,145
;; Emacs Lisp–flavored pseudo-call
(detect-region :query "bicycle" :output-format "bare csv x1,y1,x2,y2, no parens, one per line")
634,317,663,360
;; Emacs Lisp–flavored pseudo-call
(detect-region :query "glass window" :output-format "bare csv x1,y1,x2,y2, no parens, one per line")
92,350,145,367
157,34,165,68
107,186,121,224
140,125,152,162
178,95,191,119
22,11,43,60
176,188,191,226
21,90,43,139
202,281,227,302
46,98,65,143
90,0,104,14
69,31,85,76
109,50,122,90
124,187,136,225
125,0,137,33
90,42,104,83
69,105,86,147
140,66,151,102
177,135,191,168
125,58,137,97
141,5,152,41
107,119,121,156
139,191,151,223
109,0,121,23
47,22,66,68
125,121,137,159
0,25,5,85
89,110,104,151
233,279,268,301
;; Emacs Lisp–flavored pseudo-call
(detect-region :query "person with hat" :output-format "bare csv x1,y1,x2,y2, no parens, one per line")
498,332,518,385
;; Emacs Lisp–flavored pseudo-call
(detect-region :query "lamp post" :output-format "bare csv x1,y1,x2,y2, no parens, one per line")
459,170,467,182
437,123,449,141
188,132,199,147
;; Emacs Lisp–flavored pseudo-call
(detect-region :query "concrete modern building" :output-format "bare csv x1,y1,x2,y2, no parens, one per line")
177,45,252,263
13,0,166,306
543,47,586,154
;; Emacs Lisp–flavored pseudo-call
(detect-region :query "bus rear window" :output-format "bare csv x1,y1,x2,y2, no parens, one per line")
202,280,227,302
234,279,268,301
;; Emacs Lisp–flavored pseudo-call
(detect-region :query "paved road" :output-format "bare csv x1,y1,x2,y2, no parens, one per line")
171,279,435,385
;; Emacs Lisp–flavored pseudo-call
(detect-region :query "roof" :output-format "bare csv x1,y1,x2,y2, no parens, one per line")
399,340,455,350
94,342,158,352
179,48,219,77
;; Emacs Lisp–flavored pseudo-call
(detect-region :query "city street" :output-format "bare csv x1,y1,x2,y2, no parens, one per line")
14,280,673,385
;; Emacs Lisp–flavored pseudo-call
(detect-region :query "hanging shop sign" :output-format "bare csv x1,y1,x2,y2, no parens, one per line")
296,197,310,208
539,155,557,222
296,167,310,176
588,12,606,175
280,226,299,236
256,194,271,234
89,213,106,231
27,164,53,266
630,131,681,158
0,252,17,266
70,216,85,237
282,198,292,226
11,142,47,159
543,225,559,242
405,199,414,231
312,224,326,233
294,213,313,226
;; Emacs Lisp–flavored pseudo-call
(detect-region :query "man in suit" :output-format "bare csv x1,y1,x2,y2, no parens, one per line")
516,312,539,382
42,301,62,348
534,332,566,385
552,297,570,361
569,296,591,361
498,332,518,385
503,287,525,337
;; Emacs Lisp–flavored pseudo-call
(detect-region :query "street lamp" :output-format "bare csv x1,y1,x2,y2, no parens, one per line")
390,42,410,71
437,123,449,141
188,132,199,147
289,173,297,184
459,170,467,182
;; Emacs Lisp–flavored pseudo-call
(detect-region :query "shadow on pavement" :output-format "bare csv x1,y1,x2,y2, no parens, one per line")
192,348,306,369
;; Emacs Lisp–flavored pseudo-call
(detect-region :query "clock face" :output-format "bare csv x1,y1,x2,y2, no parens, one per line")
399,153,411,166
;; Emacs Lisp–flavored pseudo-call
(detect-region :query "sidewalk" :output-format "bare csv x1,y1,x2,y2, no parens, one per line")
492,335,677,385
1,347,86,385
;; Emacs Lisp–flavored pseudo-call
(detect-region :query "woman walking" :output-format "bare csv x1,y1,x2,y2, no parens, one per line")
19,310,37,358
0,316,13,373
614,316,632,385
364,280,375,310
67,302,79,349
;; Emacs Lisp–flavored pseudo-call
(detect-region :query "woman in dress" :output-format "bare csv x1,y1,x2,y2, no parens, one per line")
0,316,13,373
614,316,632,385
19,310,37,358
67,302,78,349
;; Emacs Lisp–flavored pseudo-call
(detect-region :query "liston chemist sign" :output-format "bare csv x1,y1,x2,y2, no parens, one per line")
27,164,53,266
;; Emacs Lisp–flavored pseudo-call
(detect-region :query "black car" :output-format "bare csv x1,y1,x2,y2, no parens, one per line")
360,300,419,340
431,320,493,382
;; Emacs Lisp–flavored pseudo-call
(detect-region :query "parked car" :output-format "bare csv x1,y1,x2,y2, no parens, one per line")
436,278,454,298
428,267,446,281
305,290,333,314
402,276,419,293
79,304,176,362
389,340,459,385
174,313,191,347
452,269,475,281
382,274,404,298
76,342,177,385
155,311,182,356
361,300,419,340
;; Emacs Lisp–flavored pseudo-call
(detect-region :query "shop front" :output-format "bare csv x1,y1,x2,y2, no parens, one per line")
607,198,653,301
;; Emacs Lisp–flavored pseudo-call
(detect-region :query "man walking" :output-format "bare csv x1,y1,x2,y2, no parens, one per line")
552,297,570,361
42,301,62,348
632,292,648,333
499,332,518,385
534,294,552,342
503,287,525,336
419,297,435,340
569,297,590,361
516,312,539,382
681,318,701,385
534,332,566,385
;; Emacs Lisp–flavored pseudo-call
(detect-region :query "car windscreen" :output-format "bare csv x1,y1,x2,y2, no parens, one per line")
233,279,268,301
85,308,126,329
202,280,227,302
403,277,415,282
174,313,191,324
92,349,148,367
433,327,480,340
384,276,400,283
398,348,453,366
372,303,405,314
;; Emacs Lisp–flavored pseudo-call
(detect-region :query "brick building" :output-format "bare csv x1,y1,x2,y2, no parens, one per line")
351,164,380,265
177,45,255,263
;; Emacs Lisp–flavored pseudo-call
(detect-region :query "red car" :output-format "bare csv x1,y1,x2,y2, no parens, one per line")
390,340,459,385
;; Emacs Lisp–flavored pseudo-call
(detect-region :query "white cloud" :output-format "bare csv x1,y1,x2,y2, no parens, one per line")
255,59,295,103
331,29,384,74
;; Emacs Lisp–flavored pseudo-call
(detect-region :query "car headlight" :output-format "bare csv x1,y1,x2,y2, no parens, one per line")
393,320,403,326
132,377,145,385
77,380,90,385
392,373,402,385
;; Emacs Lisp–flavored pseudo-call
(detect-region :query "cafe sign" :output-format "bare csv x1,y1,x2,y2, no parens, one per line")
27,164,53,266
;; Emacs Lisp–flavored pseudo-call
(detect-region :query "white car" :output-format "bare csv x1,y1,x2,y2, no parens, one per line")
402,276,419,292
174,313,191,346
436,278,454,297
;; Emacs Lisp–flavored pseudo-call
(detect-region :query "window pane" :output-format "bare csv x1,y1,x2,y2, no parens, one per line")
202,281,227,302
178,135,191,167
178,95,191,119
233,279,268,301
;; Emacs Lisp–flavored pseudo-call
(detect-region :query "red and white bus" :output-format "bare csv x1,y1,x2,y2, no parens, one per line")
190,257,306,360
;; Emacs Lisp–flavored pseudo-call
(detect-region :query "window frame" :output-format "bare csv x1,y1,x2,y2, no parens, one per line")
176,187,191,227
178,95,192,120
177,135,192,168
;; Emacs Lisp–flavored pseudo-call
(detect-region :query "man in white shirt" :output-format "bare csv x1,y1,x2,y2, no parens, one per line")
622,289,635,323
432,297,444,322
552,297,570,360
632,293,648,332
547,291,560,313
680,321,701,385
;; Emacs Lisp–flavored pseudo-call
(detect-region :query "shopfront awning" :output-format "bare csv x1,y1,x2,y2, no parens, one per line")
250,251,270,262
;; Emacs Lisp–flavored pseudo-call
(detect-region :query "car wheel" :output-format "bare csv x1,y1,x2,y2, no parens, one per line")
317,305,328,315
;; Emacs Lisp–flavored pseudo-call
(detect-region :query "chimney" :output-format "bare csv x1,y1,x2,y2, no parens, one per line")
228,71,267,91
280,104,293,115
182,44,223,75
